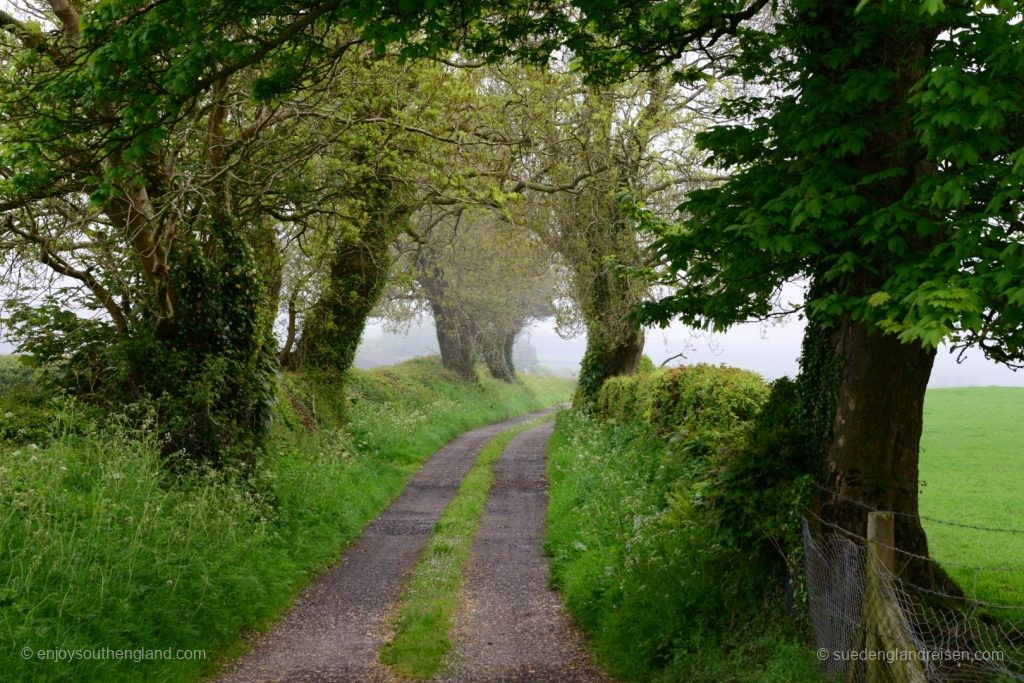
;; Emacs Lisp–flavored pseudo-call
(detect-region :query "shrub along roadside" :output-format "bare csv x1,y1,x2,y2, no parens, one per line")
546,365,822,682
0,357,573,682
380,414,554,678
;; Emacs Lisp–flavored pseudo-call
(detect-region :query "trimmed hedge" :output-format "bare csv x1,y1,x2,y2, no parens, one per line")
594,364,770,459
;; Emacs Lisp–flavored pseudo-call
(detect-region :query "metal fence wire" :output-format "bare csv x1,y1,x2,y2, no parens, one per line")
803,514,1024,682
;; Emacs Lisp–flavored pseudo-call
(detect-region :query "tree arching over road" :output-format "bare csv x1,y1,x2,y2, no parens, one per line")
2,0,1022,582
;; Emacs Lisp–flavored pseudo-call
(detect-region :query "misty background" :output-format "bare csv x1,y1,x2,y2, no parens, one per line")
355,314,1024,388
4,305,1020,388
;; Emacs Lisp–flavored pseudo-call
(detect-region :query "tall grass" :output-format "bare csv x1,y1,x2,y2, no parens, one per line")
546,409,822,683
0,357,573,682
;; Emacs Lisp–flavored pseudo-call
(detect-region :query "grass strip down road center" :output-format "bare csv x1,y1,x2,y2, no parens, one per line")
379,413,556,678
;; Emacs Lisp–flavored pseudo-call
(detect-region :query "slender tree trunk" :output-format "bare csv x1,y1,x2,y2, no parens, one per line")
503,332,517,379
816,315,938,584
278,293,299,370
252,216,282,321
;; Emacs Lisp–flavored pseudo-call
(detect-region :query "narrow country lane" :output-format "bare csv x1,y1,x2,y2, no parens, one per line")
433,423,609,683
217,409,555,683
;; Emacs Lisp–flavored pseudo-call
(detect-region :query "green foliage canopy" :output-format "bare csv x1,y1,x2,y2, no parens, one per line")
621,1,1024,366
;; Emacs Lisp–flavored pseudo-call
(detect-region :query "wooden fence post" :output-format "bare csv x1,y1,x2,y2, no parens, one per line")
864,511,927,683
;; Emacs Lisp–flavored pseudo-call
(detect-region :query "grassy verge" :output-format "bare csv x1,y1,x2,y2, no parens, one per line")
546,410,822,682
920,387,1024,607
380,413,554,678
0,357,573,682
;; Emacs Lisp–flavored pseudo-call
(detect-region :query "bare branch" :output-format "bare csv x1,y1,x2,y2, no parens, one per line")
1,214,128,333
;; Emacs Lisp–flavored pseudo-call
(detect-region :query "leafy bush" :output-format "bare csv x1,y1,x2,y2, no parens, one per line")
713,377,817,568
0,355,34,394
596,363,769,453
547,365,821,681
634,354,656,374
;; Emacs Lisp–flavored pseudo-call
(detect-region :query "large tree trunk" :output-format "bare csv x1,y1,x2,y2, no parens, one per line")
135,218,277,469
298,185,407,374
798,4,942,580
568,214,647,405
431,301,477,382
576,325,645,406
817,315,938,584
416,246,478,383
298,230,396,373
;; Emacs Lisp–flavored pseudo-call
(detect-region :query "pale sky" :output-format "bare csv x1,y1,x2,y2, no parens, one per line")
2,306,1020,388
356,312,1024,388
356,278,1024,387
520,315,1024,388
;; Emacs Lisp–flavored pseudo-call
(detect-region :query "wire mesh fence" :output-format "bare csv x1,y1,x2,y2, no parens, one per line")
803,505,1024,682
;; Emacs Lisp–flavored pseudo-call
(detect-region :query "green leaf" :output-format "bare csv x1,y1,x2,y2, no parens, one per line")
867,291,891,308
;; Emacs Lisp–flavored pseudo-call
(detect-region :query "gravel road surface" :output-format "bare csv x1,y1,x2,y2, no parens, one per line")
218,409,555,683
434,422,609,683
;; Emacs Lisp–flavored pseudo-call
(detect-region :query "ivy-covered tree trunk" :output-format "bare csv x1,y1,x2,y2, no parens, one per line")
298,191,408,374
817,314,938,583
576,326,644,404
502,332,517,379
481,330,515,382
297,235,392,372
138,219,277,469
575,264,645,406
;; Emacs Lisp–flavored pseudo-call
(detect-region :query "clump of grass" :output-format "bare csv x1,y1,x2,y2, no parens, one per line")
0,358,573,682
546,410,822,682
380,414,554,678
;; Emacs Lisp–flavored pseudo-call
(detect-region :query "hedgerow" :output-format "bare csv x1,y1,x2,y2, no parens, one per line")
547,365,821,681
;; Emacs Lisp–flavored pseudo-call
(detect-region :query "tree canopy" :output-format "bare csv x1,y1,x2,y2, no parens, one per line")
2,0,1023,575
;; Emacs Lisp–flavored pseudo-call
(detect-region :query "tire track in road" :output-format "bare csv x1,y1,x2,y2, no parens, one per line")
434,422,609,683
217,408,555,683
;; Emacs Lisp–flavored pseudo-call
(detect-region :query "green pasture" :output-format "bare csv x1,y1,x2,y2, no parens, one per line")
920,387,1024,610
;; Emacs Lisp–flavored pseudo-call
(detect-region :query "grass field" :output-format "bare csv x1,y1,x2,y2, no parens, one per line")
920,386,1024,608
